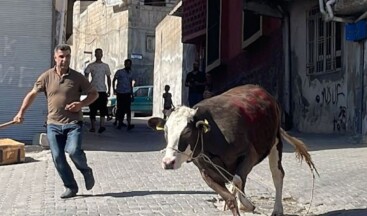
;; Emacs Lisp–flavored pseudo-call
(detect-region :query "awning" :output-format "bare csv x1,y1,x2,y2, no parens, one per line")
243,0,285,18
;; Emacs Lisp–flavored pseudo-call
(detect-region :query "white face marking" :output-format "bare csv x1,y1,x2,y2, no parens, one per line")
162,106,197,169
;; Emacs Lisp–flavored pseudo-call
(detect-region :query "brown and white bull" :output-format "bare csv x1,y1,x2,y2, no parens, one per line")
148,84,318,216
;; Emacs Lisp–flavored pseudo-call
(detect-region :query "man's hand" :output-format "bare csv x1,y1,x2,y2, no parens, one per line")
13,112,24,124
65,102,82,112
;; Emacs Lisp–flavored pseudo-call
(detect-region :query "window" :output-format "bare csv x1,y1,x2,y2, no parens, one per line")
206,0,221,72
242,10,263,48
144,0,166,7
306,7,342,75
135,88,149,97
146,35,155,52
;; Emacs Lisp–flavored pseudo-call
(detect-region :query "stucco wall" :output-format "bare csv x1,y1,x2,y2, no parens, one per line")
70,0,173,85
153,14,196,117
128,5,173,85
71,1,129,74
289,0,363,134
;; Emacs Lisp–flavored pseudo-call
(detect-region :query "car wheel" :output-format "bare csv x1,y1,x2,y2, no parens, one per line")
112,106,117,117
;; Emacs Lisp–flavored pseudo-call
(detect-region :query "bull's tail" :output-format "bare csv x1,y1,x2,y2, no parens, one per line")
280,128,319,176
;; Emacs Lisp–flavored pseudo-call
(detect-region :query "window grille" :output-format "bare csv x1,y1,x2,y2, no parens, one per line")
306,7,342,75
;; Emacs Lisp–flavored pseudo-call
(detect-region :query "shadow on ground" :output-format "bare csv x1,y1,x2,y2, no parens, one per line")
79,190,216,198
82,117,367,153
282,130,367,152
316,208,367,216
24,156,40,163
82,117,166,152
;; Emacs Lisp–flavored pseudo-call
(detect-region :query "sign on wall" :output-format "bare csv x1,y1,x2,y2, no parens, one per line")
104,0,123,7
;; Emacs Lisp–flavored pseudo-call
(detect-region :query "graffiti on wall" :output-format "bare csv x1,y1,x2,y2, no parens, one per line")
0,36,35,88
333,106,346,131
315,83,345,105
314,82,347,132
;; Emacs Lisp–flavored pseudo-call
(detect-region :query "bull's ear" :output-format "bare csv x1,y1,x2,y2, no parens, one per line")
147,117,166,131
190,107,198,117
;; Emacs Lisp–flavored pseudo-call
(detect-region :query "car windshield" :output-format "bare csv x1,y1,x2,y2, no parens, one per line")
134,87,149,97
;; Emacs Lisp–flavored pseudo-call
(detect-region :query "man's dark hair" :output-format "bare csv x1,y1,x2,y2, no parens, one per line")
54,44,71,53
95,48,102,53
124,59,132,64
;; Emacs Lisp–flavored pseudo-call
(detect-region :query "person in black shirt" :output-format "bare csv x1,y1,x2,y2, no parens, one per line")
162,85,175,119
185,61,206,107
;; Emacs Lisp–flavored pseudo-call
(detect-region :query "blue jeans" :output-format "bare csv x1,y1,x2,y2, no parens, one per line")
47,122,91,190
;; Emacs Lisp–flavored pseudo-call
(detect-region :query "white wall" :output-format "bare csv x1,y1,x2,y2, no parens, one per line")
290,0,363,134
153,13,196,117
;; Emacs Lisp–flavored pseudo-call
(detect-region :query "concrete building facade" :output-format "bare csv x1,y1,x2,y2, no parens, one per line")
70,0,177,86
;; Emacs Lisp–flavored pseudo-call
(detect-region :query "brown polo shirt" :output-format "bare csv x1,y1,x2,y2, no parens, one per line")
33,67,93,125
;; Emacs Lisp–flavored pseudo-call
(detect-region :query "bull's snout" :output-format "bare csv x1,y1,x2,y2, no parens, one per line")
162,157,175,170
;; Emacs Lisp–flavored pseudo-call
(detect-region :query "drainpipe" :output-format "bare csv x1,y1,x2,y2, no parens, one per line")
356,10,367,23
360,41,365,134
325,0,336,21
283,12,292,130
59,0,67,44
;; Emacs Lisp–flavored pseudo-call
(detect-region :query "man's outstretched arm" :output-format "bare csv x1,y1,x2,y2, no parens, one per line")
13,89,38,123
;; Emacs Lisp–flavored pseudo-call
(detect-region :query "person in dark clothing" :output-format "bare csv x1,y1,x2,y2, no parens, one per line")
162,85,175,119
112,59,135,131
185,61,206,107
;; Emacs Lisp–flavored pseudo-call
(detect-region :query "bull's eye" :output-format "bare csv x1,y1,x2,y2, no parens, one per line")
178,127,191,152
177,140,189,152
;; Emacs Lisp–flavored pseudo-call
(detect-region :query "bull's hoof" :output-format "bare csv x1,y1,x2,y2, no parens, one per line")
226,199,240,216
239,204,255,212
238,193,255,212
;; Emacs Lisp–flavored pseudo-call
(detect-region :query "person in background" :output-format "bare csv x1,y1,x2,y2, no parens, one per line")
162,85,175,119
185,61,206,107
13,44,98,199
84,48,111,133
112,59,136,131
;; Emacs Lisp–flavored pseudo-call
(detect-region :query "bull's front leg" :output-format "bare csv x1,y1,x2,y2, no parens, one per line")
231,174,255,212
200,169,240,216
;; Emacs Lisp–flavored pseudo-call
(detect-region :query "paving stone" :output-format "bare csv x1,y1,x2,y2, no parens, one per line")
0,118,366,215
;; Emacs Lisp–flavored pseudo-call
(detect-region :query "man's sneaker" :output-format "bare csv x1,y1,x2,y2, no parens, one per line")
89,128,95,133
127,124,135,131
60,188,78,199
83,169,95,190
98,127,106,133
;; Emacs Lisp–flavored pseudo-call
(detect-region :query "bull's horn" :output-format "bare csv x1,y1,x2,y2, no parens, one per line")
196,119,210,133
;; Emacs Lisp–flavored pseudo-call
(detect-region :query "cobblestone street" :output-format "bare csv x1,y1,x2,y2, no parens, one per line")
0,117,366,216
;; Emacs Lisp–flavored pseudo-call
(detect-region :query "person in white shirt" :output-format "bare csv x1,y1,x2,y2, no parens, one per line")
84,48,111,133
